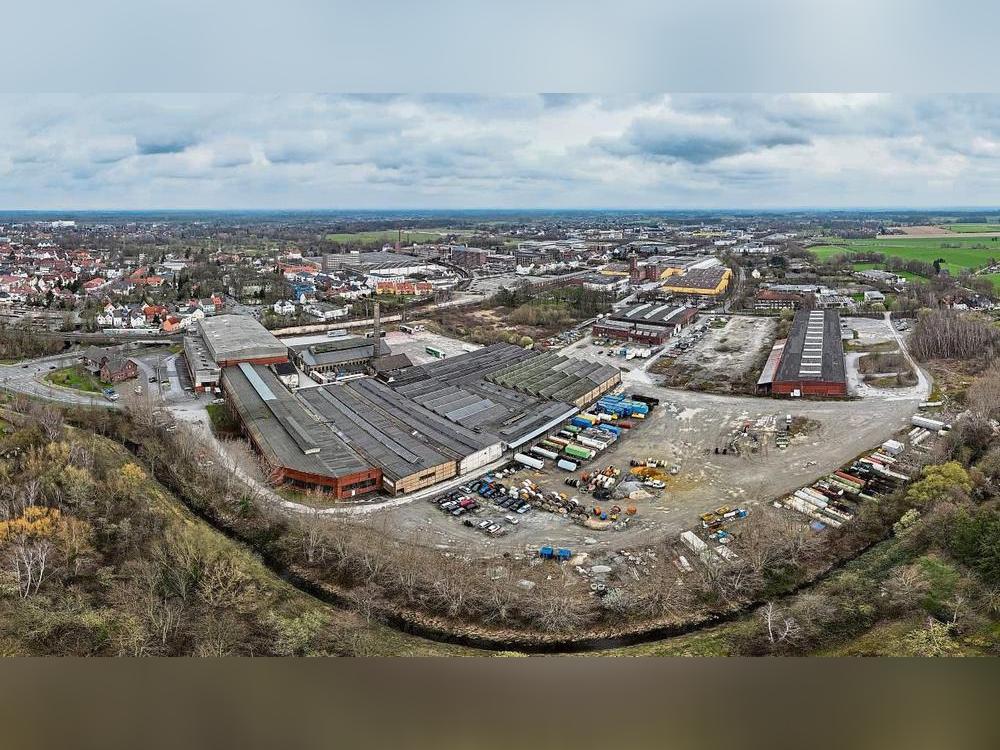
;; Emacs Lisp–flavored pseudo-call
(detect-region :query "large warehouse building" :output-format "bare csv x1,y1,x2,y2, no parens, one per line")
770,309,847,397
221,363,382,498
593,302,698,344
660,266,732,297
290,336,390,379
185,314,290,392
390,344,584,450
221,342,616,497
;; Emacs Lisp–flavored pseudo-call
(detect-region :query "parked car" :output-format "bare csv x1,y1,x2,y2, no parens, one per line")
504,515,519,525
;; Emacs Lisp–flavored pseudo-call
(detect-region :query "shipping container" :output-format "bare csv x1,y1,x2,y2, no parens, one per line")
630,394,660,407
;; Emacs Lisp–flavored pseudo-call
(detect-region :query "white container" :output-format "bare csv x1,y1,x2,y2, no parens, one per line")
513,453,544,470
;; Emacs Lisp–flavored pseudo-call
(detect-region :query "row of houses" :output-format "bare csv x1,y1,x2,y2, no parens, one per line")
96,294,224,331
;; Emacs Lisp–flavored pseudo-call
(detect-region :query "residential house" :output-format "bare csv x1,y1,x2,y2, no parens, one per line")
100,355,139,383
162,314,191,333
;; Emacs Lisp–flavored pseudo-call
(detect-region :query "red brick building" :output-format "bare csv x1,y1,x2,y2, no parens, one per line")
771,310,847,397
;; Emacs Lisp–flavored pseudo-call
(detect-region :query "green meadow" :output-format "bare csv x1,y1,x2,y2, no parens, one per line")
809,236,1000,270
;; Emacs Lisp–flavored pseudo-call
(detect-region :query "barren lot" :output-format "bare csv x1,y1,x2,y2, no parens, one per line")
371,372,928,558
650,316,776,393
382,329,479,365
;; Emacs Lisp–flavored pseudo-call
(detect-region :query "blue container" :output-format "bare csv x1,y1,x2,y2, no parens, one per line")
556,548,572,560
539,546,554,559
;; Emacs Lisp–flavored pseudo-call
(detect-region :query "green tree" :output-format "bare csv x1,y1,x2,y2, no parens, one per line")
905,462,971,507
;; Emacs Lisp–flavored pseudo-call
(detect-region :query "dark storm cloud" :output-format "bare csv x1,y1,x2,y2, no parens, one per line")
136,136,197,155
599,116,811,164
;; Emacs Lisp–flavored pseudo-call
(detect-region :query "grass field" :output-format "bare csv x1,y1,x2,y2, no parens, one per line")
325,228,468,245
810,236,1000,270
45,364,106,393
851,262,928,282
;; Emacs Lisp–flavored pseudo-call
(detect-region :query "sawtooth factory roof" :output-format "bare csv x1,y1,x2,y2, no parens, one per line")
484,350,621,405
388,343,582,447
609,302,698,328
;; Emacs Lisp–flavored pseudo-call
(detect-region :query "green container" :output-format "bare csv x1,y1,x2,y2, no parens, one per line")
565,444,592,460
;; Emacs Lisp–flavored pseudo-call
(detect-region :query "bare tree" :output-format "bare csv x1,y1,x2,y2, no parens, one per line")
6,537,54,597
32,404,65,442
760,601,801,647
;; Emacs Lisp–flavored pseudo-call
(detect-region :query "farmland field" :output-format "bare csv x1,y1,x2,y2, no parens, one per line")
941,223,1000,233
809,237,1000,270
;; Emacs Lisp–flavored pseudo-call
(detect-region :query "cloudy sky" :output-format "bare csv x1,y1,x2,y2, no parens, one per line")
2,93,1000,210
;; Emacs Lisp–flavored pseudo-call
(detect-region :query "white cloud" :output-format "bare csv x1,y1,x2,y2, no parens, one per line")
0,93,999,208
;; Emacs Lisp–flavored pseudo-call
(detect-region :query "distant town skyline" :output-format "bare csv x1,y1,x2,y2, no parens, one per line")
3,94,1000,211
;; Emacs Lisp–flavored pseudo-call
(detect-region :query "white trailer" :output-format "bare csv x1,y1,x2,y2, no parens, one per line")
513,453,544,470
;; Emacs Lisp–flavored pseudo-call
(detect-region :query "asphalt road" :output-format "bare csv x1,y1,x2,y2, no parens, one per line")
0,353,115,408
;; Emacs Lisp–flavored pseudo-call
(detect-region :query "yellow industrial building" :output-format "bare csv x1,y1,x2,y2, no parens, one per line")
660,266,732,296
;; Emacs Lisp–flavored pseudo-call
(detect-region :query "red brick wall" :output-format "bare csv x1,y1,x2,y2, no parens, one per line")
592,323,669,345
279,467,382,499
101,361,138,383
772,380,847,397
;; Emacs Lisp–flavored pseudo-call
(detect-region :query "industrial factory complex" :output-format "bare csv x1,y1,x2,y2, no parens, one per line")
592,302,700,345
199,310,622,498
